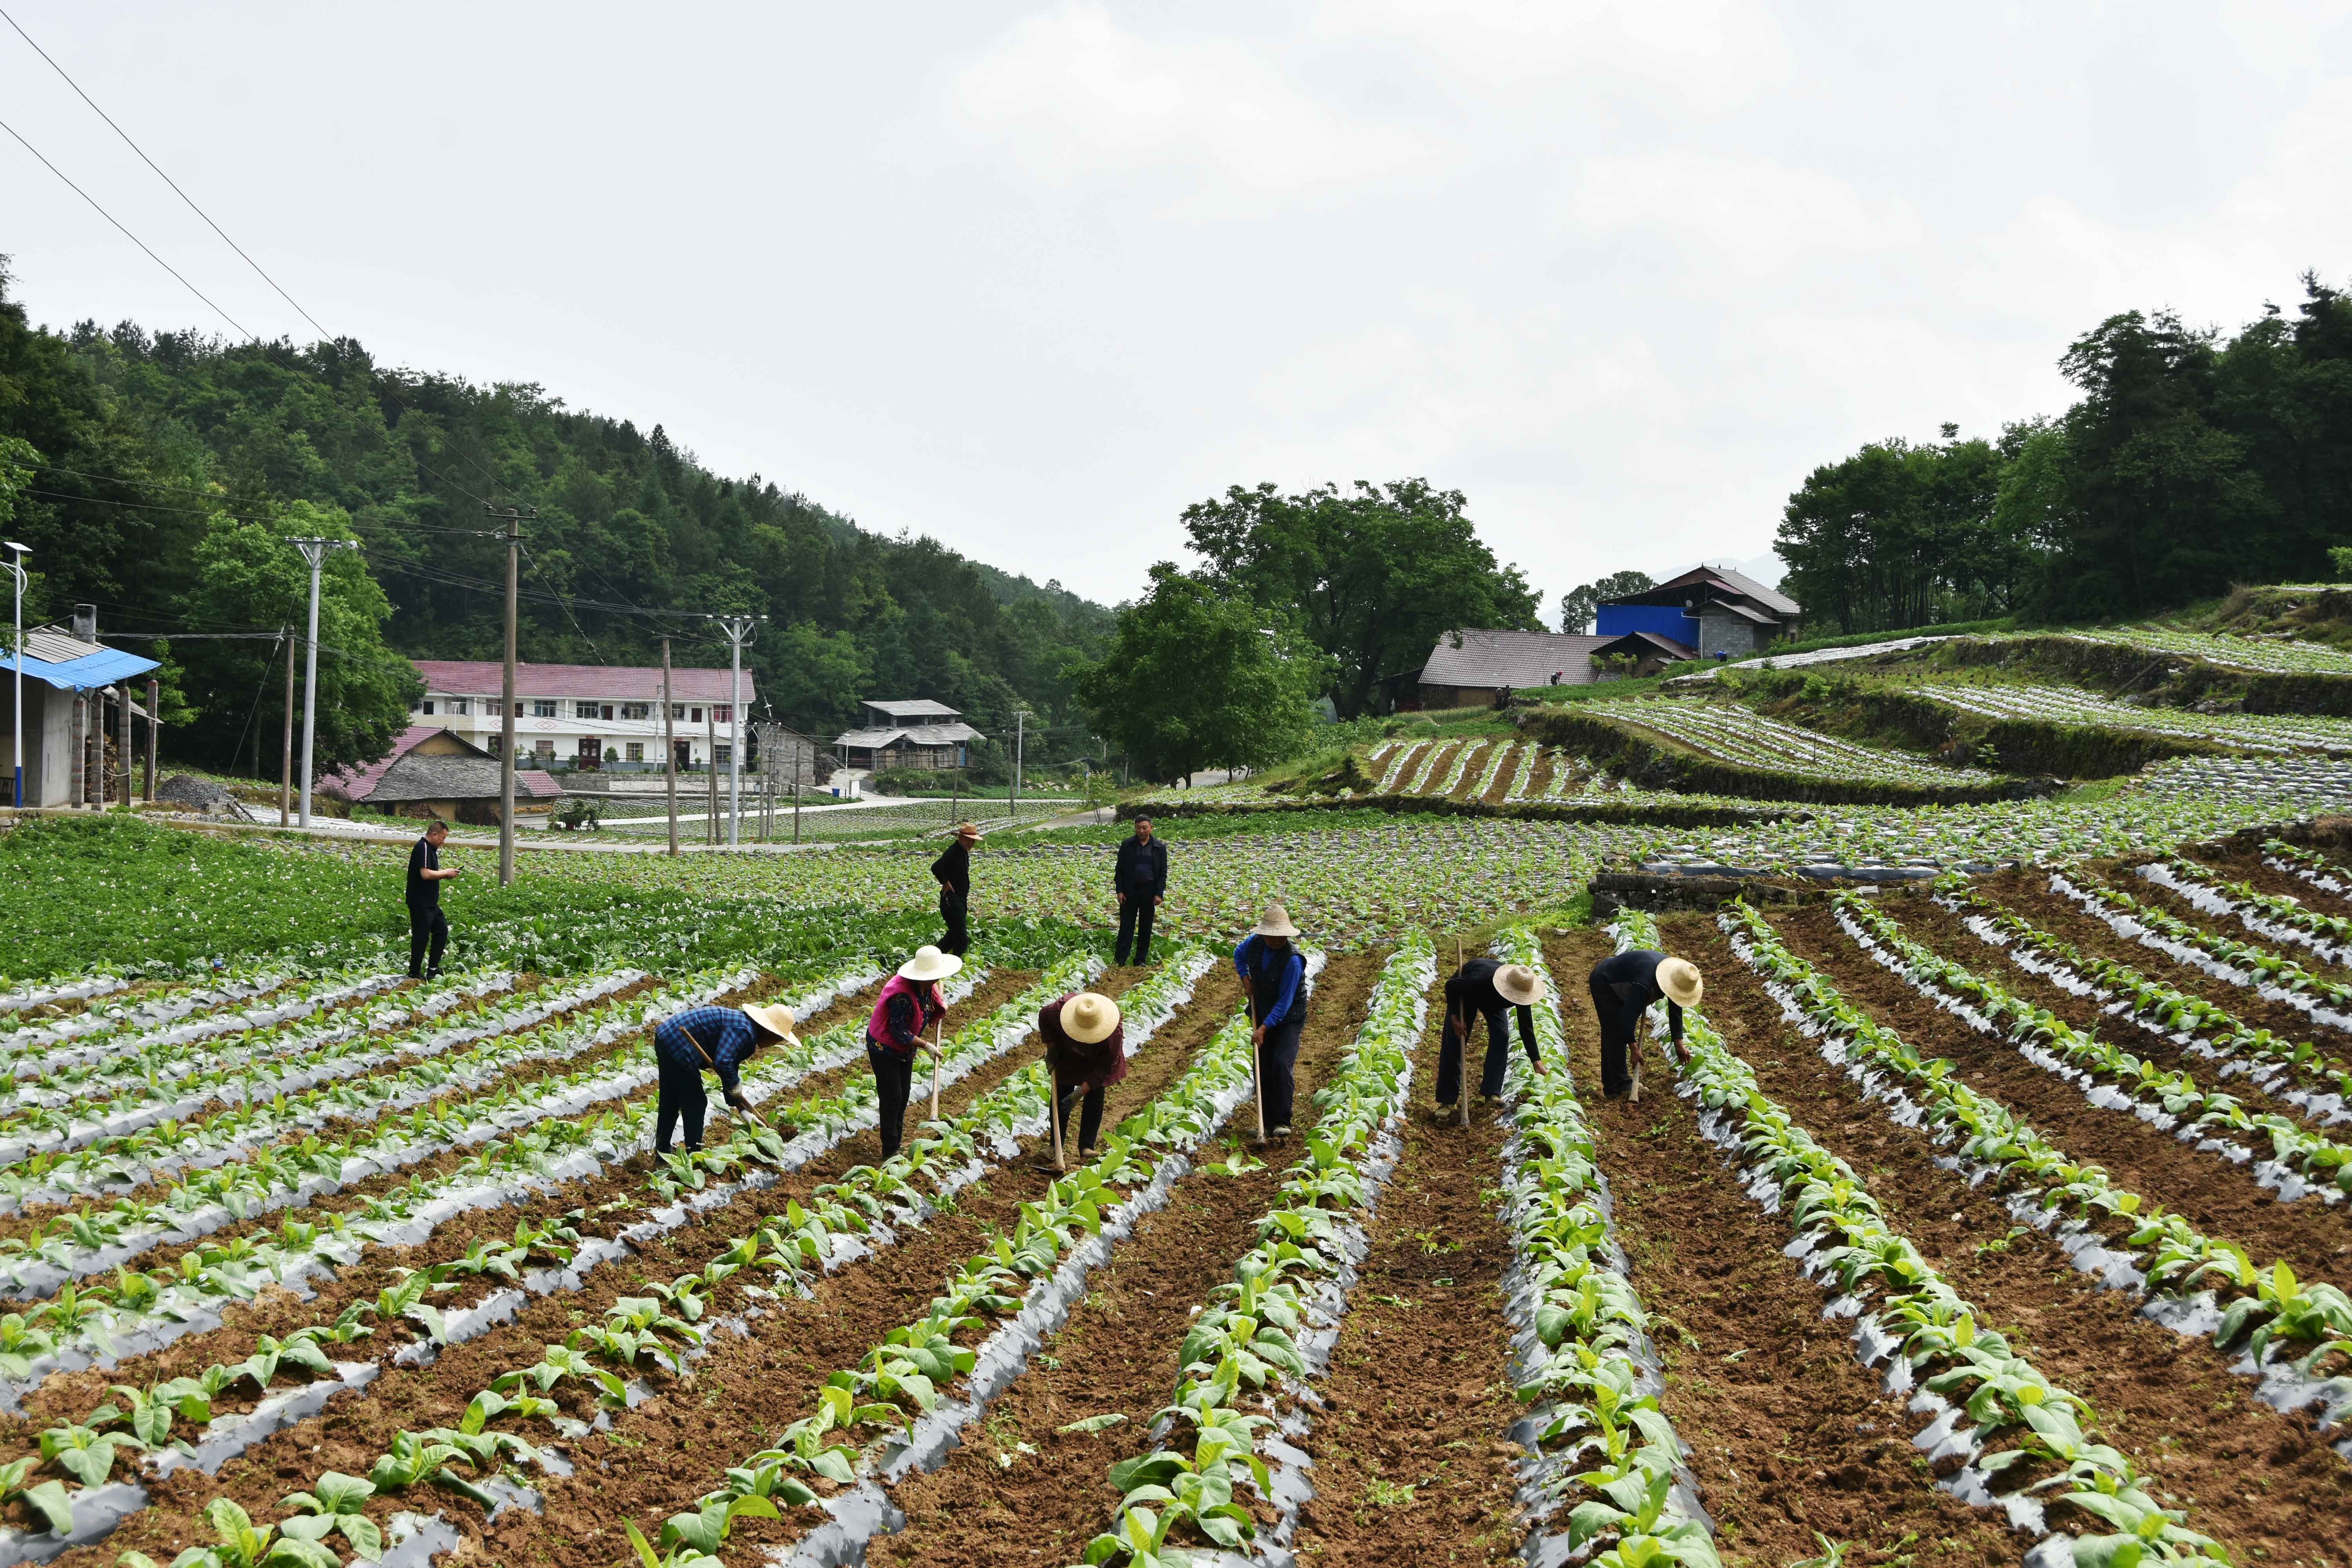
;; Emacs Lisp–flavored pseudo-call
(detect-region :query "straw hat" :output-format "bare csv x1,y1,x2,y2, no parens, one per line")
899,945,964,982
740,1002,799,1043
1060,991,1122,1045
1494,964,1545,1007
955,821,984,841
1250,902,1301,939
1657,956,1702,1008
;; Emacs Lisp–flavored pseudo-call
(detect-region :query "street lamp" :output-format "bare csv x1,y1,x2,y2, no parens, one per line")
5,542,27,809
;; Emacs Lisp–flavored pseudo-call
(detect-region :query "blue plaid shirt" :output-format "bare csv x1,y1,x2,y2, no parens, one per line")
653,1006,763,1093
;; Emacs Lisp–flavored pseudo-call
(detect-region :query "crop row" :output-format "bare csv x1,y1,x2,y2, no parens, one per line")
1592,698,1999,787
2049,873,2352,1032
1922,680,2352,754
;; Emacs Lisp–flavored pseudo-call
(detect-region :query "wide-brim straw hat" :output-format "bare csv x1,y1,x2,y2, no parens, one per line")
1251,902,1301,939
1494,964,1545,1007
1657,956,1703,1009
1060,991,1122,1045
955,822,984,840
740,1002,799,1043
899,944,964,983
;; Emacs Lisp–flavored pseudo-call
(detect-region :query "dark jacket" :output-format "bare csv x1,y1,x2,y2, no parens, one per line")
1113,835,1169,900
406,836,443,909
1445,958,1538,1064
931,840,971,899
1234,936,1305,1030
1039,996,1128,1091
1590,949,1683,1046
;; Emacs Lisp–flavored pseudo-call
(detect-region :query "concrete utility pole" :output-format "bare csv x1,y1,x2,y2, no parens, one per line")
288,537,356,828
279,627,294,826
661,637,678,857
144,676,158,802
712,613,763,848
704,706,717,845
5,541,27,809
115,682,130,808
1011,708,1029,818
485,506,534,887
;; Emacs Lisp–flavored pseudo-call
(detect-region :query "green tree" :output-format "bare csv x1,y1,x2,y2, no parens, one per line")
174,501,418,772
1180,479,1541,717
1557,570,1654,633
1071,564,1332,784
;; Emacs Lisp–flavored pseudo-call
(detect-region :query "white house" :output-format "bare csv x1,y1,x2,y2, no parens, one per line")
408,659,759,771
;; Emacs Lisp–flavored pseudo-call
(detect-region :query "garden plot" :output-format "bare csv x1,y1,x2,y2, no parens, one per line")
1588,698,2001,788
1922,680,2352,753
2061,625,2352,677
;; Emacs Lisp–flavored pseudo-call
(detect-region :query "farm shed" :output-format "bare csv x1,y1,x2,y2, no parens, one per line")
1588,630,1697,679
321,724,563,824
835,699,984,769
1595,565,1800,659
0,621,160,808
1396,629,1611,710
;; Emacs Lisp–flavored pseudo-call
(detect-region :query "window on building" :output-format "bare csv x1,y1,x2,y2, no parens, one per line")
670,703,684,720
486,735,502,757
533,700,556,718
625,742,644,762
532,738,555,759
690,706,704,724
715,705,732,724
621,702,650,721
600,704,615,721
449,698,469,715
420,700,435,715
715,744,732,766
575,701,599,720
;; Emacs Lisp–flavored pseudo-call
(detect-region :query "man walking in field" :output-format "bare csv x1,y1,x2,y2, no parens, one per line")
1587,948,1700,1099
405,820,461,978
1112,815,1167,964
932,822,980,957
1435,955,1546,1112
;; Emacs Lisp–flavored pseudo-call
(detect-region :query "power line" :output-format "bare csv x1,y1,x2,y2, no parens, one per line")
0,112,254,340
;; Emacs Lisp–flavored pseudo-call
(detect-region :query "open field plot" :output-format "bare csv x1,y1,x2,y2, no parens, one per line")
2058,626,2352,677
1577,697,2002,788
1921,681,2352,754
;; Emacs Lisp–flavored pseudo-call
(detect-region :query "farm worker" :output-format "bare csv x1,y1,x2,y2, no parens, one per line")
1112,815,1169,965
405,820,461,979
1234,903,1307,1139
651,1000,798,1156
1587,950,1700,1099
1435,958,1547,1111
867,945,957,1158
1037,990,1124,1170
932,822,981,958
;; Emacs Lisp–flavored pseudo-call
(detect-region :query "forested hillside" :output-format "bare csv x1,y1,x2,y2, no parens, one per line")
0,262,1109,770
1776,272,2352,634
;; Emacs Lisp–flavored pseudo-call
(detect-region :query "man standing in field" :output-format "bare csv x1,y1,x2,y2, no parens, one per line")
1435,955,1546,1112
932,822,980,958
1587,948,1700,1099
1112,815,1167,964
1234,902,1307,1139
405,820,461,978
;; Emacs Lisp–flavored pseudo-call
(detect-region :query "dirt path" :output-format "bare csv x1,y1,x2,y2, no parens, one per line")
862,953,1387,1568
1282,970,1528,1568
1675,910,2352,1564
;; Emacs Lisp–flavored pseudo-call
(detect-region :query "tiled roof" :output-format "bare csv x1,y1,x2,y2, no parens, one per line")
1417,630,1613,688
411,660,755,704
323,724,565,803
835,722,983,748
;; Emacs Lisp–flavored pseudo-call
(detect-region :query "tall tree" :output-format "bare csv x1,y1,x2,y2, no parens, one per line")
1557,570,1655,633
1071,564,1332,785
1181,479,1541,717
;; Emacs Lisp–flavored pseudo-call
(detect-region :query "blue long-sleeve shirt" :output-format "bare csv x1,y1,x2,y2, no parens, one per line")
1233,936,1303,1029
654,1006,763,1094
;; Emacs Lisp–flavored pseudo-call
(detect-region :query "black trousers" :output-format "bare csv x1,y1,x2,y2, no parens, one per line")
1053,1078,1107,1152
1115,897,1156,965
1591,976,1640,1097
406,904,448,978
1435,1007,1511,1105
654,1054,707,1154
1254,1017,1304,1131
869,1043,917,1159
938,890,969,957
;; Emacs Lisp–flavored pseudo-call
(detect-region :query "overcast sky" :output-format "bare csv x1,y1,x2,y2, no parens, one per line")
5,2,2348,612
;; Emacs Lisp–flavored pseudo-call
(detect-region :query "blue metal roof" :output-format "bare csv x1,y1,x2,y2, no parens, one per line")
3,641,162,692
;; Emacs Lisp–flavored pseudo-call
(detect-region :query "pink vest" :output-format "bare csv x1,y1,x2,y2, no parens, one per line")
867,974,934,1054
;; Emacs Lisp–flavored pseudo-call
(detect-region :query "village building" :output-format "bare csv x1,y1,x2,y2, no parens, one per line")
1389,628,1612,710
1593,565,1801,662
833,699,984,771
408,659,757,772
0,612,161,808
320,724,564,824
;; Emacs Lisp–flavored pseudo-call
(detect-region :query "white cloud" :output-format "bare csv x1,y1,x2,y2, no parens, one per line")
1568,151,1924,271
954,4,1426,203
1314,0,1792,109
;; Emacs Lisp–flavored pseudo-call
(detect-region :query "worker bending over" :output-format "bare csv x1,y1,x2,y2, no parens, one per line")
652,1000,798,1156
867,945,956,1158
1587,948,1702,1099
1234,902,1307,1139
1038,990,1124,1170
1436,956,1547,1112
